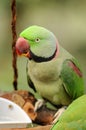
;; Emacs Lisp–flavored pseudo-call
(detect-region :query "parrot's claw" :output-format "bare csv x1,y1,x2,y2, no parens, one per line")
34,99,45,112
52,106,67,124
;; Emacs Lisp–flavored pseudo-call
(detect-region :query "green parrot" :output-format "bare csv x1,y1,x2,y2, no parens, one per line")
51,94,86,130
16,25,84,108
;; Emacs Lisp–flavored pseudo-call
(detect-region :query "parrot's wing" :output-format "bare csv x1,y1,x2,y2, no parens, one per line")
51,120,86,130
61,58,84,99
26,61,36,93
51,95,86,130
26,61,43,100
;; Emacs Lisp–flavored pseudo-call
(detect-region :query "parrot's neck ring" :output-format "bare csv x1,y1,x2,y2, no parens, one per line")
29,47,57,63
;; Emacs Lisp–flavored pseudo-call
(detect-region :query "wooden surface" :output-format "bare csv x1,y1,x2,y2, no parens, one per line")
0,125,52,130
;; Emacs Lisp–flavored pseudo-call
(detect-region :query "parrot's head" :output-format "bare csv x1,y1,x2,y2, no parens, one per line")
16,25,59,62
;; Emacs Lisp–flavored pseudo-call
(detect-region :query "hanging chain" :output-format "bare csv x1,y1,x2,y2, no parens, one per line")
11,0,18,90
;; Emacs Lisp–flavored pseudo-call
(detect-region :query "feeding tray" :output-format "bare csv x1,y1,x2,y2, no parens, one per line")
0,97,32,128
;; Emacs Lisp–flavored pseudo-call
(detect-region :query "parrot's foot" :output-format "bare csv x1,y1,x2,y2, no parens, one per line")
34,99,45,112
52,106,67,124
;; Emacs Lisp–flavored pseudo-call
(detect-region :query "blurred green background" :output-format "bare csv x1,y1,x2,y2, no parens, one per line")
0,0,86,92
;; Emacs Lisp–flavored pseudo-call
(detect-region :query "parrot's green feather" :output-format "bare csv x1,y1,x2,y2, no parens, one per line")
51,95,86,130
26,61,43,99
51,120,86,130
61,58,84,99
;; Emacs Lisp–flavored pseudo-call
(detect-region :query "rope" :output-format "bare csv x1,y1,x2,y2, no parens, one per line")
11,0,18,90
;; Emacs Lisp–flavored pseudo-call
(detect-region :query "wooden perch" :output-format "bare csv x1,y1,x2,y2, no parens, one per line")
11,0,18,90
0,125,52,130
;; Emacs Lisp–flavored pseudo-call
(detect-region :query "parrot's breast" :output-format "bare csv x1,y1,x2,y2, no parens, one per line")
28,59,60,82
27,56,71,105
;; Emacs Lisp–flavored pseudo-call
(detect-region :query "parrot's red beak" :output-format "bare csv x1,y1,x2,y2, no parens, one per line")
15,37,30,58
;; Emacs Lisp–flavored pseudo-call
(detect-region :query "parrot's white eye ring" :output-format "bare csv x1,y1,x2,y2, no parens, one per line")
35,38,40,43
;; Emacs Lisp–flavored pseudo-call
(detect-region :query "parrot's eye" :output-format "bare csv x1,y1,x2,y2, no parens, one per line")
35,38,40,43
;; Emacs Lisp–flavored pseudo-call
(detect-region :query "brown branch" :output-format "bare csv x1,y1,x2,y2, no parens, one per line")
11,0,18,90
